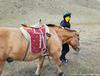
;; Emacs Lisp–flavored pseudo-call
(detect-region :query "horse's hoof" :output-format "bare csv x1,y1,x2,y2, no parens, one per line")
35,74,40,76
59,72,65,76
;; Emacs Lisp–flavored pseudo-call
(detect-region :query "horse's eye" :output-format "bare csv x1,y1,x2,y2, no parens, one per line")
78,38,80,40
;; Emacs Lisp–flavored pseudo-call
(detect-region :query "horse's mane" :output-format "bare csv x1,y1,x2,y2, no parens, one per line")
47,24,76,32
47,24,61,28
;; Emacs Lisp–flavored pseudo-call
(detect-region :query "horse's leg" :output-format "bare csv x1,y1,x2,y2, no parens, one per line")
51,52,65,76
0,60,5,76
56,65,65,76
35,56,45,76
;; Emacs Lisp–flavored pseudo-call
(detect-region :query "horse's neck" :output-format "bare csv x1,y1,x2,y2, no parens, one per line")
55,28,74,43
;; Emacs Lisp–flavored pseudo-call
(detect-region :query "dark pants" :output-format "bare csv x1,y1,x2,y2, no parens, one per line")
60,43,69,60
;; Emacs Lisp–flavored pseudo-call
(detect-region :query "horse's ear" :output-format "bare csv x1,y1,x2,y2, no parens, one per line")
21,24,28,27
77,29,81,33
39,19,41,23
39,19,42,24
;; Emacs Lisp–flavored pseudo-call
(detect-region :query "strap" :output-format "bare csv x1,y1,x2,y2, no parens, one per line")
20,27,31,61
23,39,30,61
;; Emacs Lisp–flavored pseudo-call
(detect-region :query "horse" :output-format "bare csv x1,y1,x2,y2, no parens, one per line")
0,24,80,76
47,24,80,52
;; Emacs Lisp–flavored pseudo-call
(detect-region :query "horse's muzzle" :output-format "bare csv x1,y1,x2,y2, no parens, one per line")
74,47,80,52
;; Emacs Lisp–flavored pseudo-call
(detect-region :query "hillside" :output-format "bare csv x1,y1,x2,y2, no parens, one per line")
70,0,100,10
1,1,100,76
0,0,100,26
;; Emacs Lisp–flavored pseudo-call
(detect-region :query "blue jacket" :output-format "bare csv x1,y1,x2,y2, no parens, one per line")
60,20,71,28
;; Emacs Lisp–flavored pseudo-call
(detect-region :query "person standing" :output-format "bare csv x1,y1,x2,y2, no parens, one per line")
60,11,71,64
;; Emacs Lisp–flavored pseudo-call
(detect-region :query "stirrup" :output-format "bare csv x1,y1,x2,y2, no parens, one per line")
46,33,51,37
42,48,49,56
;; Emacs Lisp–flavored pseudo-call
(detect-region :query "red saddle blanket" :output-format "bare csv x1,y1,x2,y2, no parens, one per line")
24,26,46,53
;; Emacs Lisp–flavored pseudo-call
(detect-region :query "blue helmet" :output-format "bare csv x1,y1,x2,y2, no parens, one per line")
63,12,71,18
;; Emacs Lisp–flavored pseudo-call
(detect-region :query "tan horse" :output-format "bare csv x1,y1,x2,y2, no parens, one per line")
0,24,80,76
47,24,80,52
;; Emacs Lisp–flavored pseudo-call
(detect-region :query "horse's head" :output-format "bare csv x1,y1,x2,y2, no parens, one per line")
68,31,80,52
47,24,80,52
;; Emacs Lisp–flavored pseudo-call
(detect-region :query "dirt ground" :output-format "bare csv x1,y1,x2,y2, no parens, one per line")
0,0,100,76
1,23,100,76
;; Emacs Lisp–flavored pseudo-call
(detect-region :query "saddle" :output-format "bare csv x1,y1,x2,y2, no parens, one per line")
21,24,46,53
